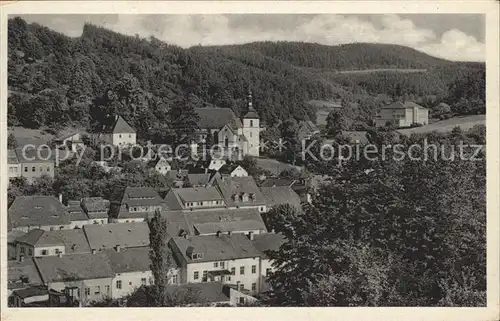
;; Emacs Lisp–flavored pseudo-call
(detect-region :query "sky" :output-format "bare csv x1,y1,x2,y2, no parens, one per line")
17,14,485,62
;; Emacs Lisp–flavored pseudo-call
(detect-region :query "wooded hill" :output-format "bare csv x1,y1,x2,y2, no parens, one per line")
7,17,485,140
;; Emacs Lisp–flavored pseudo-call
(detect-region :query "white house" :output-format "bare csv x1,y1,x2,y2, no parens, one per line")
94,115,136,147
374,101,429,128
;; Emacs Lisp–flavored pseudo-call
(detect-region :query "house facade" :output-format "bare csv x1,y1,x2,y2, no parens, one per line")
111,187,163,223
169,233,263,295
12,148,55,184
8,149,21,179
94,115,136,147
54,132,85,153
374,101,429,127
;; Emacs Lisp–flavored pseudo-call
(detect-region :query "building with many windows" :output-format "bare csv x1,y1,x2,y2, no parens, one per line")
374,101,429,127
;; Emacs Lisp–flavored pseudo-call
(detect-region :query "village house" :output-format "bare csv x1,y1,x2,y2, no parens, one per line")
260,177,314,204
200,155,227,172
111,187,163,223
93,115,136,147
10,148,55,183
53,131,85,153
8,149,21,179
164,186,226,211
214,176,267,213
169,233,263,295
218,164,249,178
194,90,262,158
34,252,115,306
82,222,150,252
10,285,50,307
163,207,267,237
297,120,320,141
7,257,44,297
251,232,286,293
187,172,212,187
8,196,73,232
152,156,172,175
13,228,91,260
260,185,302,210
103,246,163,299
167,169,190,188
374,101,429,127
80,197,110,224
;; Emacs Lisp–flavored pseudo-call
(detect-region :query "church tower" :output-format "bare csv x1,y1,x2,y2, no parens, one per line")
242,88,260,156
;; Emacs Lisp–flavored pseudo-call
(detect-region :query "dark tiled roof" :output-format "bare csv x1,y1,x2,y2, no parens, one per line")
260,186,302,208
382,101,428,110
14,147,55,163
243,108,259,119
8,196,71,228
163,207,267,237
104,246,153,273
15,229,46,245
17,229,91,254
111,115,135,134
13,285,48,299
195,108,242,129
218,164,241,175
171,233,262,263
34,252,114,282
8,230,27,244
66,203,89,221
8,258,43,286
81,197,109,213
187,173,211,187
259,178,295,188
175,187,224,203
215,176,266,207
252,233,286,257
194,220,265,235
8,149,19,164
83,222,150,251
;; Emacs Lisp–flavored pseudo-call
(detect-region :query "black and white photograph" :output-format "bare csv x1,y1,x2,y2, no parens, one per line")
1,1,499,320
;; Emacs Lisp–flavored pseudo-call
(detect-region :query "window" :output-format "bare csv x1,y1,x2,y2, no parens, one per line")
220,262,225,269
32,166,35,172
239,284,244,291
24,166,28,172
28,248,33,256
141,278,147,286
239,297,245,304
47,167,50,172
193,271,199,280
119,134,122,138
105,285,110,295
85,288,90,296
20,247,25,254
171,275,178,284
202,271,208,282
55,248,61,255
39,167,42,172
240,266,245,275
41,249,48,256
95,286,100,295
252,283,256,291
214,262,218,268
129,134,131,138
251,265,256,274
116,280,122,289
231,267,235,275
266,268,272,276
250,132,252,138
250,120,253,127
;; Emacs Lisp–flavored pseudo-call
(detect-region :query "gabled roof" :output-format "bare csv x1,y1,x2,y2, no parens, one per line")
8,258,43,286
382,101,428,110
175,187,224,203
81,197,109,213
243,108,260,119
8,196,71,229
16,229,91,254
187,173,211,187
260,186,302,208
163,208,267,237
83,222,150,251
170,233,262,263
218,164,242,175
66,202,89,221
14,147,55,164
195,108,242,129
8,149,19,164
34,252,114,282
104,246,154,273
12,285,48,299
118,187,163,217
259,178,295,188
111,115,135,134
215,176,266,207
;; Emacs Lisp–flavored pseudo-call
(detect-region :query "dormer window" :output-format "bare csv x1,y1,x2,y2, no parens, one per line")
191,253,204,260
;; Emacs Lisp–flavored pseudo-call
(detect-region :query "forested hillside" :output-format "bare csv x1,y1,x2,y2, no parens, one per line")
7,17,485,140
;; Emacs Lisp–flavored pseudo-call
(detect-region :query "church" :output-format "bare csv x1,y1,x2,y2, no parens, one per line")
194,90,262,159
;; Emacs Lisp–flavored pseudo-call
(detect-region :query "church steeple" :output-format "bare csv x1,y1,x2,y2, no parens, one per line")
243,87,259,119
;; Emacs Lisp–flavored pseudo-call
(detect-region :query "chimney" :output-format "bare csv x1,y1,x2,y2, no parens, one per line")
58,194,63,203
183,233,189,239
115,245,121,252
248,231,254,241
19,255,25,262
91,249,97,254
57,252,63,258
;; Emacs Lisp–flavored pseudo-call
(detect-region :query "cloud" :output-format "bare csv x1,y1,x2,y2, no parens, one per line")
19,14,485,62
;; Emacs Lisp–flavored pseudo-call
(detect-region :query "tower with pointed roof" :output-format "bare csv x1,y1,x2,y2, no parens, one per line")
242,88,260,156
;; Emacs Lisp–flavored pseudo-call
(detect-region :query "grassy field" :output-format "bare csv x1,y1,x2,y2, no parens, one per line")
256,157,302,176
397,115,485,136
8,126,87,147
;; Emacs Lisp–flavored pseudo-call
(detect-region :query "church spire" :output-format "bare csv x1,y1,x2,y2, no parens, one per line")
247,87,254,110
243,87,259,119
